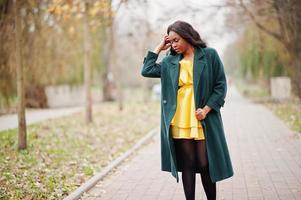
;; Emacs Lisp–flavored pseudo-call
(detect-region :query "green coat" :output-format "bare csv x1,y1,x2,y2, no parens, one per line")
141,47,233,183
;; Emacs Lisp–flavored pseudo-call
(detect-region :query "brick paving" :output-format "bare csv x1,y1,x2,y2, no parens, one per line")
81,85,301,200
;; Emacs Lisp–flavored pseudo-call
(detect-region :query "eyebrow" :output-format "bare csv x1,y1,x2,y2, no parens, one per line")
169,36,179,41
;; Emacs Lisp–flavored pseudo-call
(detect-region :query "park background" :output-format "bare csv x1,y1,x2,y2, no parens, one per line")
0,0,300,199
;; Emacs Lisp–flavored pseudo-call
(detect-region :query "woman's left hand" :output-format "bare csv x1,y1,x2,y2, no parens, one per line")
195,108,207,120
195,106,211,120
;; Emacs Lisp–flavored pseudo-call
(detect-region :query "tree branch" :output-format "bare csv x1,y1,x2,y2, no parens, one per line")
238,0,283,43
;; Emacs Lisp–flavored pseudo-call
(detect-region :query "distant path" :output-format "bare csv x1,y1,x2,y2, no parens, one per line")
0,106,83,131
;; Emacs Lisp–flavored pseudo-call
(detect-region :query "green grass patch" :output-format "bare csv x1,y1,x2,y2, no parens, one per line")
0,101,160,199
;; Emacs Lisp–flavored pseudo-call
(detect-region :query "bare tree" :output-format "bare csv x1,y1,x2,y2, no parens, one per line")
83,1,92,123
102,0,116,102
111,22,124,111
102,0,126,107
14,0,27,150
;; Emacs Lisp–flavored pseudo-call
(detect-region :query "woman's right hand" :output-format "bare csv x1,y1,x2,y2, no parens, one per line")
154,35,171,54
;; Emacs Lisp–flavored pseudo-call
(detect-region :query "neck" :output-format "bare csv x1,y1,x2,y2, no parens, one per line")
183,46,195,60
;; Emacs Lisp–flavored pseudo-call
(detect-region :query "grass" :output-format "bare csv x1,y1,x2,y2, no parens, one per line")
0,100,160,199
0,95,17,115
235,79,301,133
265,99,301,133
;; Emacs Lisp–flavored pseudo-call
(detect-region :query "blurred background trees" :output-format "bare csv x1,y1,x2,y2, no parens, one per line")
1,0,301,113
0,0,118,111
223,0,301,97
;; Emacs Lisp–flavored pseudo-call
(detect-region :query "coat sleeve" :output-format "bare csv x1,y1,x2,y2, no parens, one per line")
141,51,162,78
206,49,227,112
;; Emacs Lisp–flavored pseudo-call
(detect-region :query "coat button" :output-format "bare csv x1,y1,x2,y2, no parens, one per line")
163,100,167,104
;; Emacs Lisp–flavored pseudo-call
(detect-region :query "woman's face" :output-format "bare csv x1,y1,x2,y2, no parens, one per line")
167,31,191,54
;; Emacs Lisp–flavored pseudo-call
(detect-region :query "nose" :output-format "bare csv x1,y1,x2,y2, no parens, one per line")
172,43,177,49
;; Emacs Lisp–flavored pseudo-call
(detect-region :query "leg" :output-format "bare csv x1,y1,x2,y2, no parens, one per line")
174,139,196,200
195,140,216,200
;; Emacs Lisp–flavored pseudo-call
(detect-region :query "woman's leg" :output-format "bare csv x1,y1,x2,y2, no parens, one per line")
174,139,196,200
195,140,216,200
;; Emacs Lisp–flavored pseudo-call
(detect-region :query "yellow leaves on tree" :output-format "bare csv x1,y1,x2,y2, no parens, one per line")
47,0,113,22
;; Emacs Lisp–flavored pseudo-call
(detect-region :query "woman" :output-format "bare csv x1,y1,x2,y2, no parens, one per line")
141,21,233,200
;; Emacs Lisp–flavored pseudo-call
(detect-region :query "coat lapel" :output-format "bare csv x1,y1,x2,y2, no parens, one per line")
169,54,182,95
193,47,206,98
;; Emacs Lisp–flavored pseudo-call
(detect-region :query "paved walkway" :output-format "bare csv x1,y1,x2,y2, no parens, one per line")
0,106,83,131
81,85,301,200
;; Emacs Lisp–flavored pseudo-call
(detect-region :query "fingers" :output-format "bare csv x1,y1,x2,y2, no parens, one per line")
195,108,202,114
158,35,171,51
164,35,171,45
195,108,206,120
163,35,169,43
196,114,204,121
164,43,171,49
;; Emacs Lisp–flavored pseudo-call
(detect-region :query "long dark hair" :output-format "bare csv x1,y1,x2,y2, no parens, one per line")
167,20,207,55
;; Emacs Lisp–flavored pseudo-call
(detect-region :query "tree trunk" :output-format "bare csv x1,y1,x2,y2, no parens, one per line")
102,0,115,102
110,21,123,110
142,5,152,103
290,54,301,98
83,1,92,123
14,0,27,150
102,26,115,101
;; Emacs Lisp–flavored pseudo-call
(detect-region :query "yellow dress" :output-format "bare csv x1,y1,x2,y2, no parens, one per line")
170,59,205,140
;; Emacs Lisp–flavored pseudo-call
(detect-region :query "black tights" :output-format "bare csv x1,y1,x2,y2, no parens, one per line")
174,139,216,200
